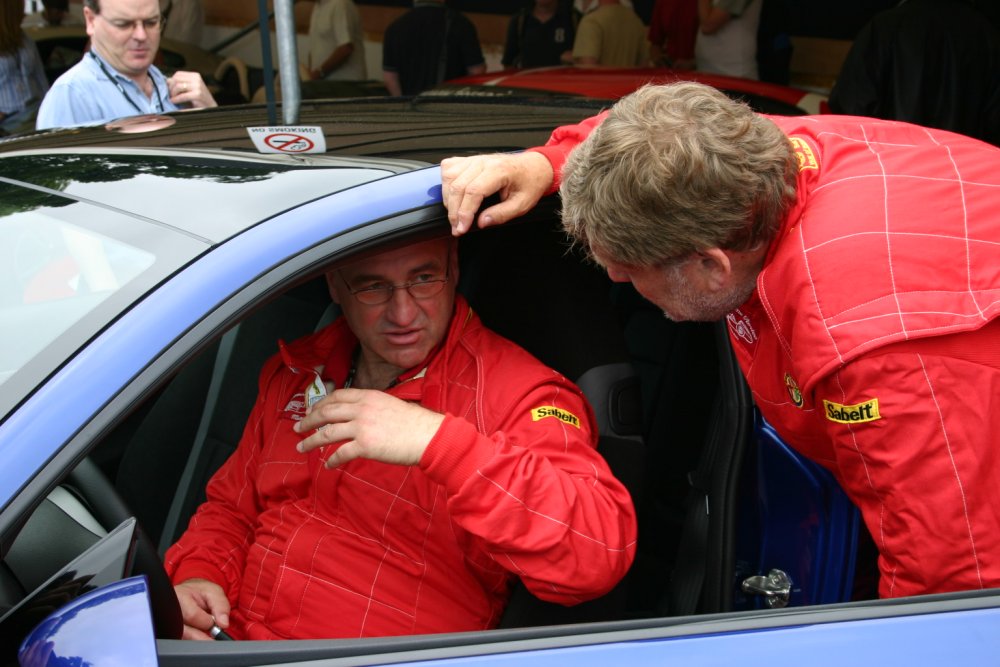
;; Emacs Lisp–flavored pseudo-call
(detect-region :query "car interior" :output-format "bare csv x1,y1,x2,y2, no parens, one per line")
0,195,761,654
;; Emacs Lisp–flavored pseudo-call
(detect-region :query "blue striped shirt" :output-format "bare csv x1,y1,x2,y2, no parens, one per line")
0,32,48,118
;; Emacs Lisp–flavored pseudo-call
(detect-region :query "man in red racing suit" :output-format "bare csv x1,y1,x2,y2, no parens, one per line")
440,82,1000,599
165,238,637,639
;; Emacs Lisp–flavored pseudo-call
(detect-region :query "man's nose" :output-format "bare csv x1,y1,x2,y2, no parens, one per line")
384,286,419,321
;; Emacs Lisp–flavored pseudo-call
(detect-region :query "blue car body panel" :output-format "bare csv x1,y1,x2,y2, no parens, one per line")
22,581,1000,666
384,607,1000,667
736,415,860,609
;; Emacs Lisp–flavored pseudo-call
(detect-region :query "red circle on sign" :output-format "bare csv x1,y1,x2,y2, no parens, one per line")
264,133,315,153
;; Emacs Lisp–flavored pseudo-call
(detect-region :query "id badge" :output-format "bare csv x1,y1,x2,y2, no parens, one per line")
305,371,336,409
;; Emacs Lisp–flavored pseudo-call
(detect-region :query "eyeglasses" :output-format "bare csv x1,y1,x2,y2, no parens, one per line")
340,269,449,305
98,14,165,32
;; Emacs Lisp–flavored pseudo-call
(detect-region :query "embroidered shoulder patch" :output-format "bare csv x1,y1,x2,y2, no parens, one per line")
823,398,881,424
531,406,581,428
790,137,819,171
784,373,803,408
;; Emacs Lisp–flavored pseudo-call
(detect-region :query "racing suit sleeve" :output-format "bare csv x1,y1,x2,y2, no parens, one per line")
527,111,608,195
163,358,286,600
813,349,1000,598
419,376,637,604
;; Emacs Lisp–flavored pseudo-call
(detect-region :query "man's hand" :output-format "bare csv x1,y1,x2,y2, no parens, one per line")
294,388,445,469
440,151,554,236
174,578,231,641
167,71,218,109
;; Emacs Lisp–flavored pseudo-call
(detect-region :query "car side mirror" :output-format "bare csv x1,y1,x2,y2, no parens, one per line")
18,575,157,667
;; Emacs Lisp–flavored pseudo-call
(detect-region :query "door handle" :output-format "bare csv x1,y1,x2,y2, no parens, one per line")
741,568,792,608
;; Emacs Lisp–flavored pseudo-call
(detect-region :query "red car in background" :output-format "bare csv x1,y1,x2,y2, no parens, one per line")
431,65,830,116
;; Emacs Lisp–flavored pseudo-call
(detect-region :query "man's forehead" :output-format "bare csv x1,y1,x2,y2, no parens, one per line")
100,0,160,16
340,238,452,275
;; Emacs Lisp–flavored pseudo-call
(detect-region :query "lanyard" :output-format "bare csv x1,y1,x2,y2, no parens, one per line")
90,51,163,114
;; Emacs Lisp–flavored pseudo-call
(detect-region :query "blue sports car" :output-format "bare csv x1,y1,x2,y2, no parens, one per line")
0,96,998,665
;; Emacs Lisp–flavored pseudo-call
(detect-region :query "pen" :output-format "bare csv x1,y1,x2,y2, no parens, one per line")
210,624,234,640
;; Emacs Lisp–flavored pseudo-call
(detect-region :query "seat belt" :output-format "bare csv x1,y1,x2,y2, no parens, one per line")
662,321,748,617
662,393,724,616
157,325,240,555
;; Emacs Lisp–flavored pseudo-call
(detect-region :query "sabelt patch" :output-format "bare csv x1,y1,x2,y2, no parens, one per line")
823,398,882,424
531,406,581,428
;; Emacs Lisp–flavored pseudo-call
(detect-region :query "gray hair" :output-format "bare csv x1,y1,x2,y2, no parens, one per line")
560,82,797,267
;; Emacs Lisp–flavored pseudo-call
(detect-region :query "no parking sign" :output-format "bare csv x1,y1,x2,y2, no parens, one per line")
247,126,327,154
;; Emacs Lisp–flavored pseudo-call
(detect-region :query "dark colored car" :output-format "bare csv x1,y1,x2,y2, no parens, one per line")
0,96,997,665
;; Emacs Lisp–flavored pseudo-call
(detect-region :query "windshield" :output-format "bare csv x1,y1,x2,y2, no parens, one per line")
2,210,155,387
0,150,401,421
0,180,207,421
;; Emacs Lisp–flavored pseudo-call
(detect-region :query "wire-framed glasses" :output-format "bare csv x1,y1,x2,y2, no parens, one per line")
340,268,449,305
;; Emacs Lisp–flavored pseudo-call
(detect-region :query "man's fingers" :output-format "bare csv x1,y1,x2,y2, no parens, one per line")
444,174,490,234
296,423,350,454
441,152,554,236
323,440,362,469
476,190,536,229
295,389,360,433
442,156,512,234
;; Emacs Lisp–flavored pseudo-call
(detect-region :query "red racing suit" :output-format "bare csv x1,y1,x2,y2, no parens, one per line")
164,295,636,639
532,112,1000,598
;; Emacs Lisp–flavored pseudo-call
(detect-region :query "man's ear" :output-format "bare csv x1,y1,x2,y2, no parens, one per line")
694,248,734,291
325,272,342,305
83,6,97,36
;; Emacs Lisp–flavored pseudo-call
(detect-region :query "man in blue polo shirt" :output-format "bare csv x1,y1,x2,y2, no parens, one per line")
36,0,216,130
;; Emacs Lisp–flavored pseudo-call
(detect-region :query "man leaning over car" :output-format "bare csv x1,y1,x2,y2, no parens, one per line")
441,81,1000,601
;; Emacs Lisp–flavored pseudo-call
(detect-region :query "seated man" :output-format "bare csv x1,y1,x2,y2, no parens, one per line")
165,237,637,640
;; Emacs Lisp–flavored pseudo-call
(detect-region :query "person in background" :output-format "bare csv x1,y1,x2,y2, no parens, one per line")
1,0,49,134
382,0,485,96
35,0,216,130
21,0,84,27
440,81,1000,602
502,0,576,69
647,0,697,69
306,0,366,82
829,0,1000,147
166,237,637,640
572,0,648,67
695,0,761,79
161,0,203,47
754,0,792,84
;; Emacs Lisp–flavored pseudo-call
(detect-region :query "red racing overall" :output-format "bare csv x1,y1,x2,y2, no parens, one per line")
165,296,637,638
534,112,1000,598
